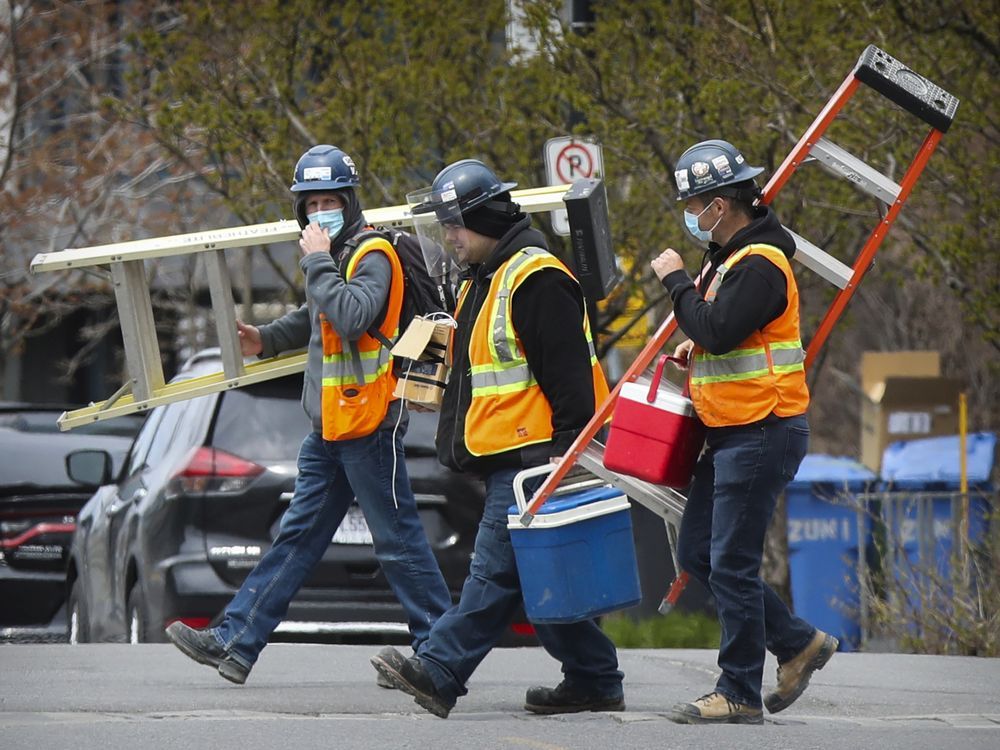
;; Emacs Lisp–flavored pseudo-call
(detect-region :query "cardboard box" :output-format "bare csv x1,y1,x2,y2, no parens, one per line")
393,361,448,409
391,316,452,366
859,351,962,472
390,316,454,410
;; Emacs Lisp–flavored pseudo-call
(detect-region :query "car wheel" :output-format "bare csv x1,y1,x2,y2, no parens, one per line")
67,579,89,644
126,585,151,644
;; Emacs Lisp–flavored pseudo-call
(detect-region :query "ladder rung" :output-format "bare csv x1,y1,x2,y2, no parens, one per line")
203,249,246,380
810,137,901,205
785,229,854,289
110,260,164,402
576,443,686,524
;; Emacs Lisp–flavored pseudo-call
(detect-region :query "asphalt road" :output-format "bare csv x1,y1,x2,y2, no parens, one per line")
2,644,999,750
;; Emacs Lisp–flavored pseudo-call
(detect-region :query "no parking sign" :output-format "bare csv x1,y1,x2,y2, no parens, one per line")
544,136,604,235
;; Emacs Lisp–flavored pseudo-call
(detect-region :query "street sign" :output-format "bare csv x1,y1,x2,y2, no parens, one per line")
544,136,604,235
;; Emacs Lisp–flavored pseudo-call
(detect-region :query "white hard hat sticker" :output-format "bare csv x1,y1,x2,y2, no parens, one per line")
303,166,332,181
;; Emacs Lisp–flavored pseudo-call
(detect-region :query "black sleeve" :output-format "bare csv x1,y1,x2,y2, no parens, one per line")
511,269,595,455
660,255,789,355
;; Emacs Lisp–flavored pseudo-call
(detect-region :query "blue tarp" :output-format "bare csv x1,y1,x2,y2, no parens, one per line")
881,432,997,486
790,454,877,487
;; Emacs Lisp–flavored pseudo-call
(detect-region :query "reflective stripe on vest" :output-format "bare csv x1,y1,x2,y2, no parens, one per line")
461,247,609,456
318,236,404,441
688,243,809,427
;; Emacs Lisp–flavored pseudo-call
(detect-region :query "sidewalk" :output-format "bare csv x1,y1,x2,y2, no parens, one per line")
2,644,998,749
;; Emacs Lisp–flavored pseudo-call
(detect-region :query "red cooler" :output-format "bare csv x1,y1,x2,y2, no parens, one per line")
603,355,705,487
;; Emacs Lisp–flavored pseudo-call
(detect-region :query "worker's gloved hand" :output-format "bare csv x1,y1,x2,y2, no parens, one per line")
671,339,694,370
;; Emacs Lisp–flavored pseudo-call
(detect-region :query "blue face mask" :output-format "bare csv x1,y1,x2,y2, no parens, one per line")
307,208,345,239
683,201,722,243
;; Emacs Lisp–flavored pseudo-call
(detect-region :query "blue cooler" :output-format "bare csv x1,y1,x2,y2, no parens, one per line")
508,469,641,624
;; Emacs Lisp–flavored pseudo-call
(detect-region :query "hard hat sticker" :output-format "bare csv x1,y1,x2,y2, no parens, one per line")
690,161,710,178
712,155,733,179
441,188,458,202
303,166,332,181
674,170,690,192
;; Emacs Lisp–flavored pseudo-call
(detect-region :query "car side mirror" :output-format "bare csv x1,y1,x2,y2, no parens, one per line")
66,450,113,487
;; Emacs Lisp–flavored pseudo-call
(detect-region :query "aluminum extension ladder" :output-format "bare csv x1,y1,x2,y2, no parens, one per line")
520,44,960,614
29,185,576,430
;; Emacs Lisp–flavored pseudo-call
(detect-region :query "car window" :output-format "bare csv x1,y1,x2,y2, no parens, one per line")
144,400,189,470
169,394,216,453
125,407,165,477
210,379,309,462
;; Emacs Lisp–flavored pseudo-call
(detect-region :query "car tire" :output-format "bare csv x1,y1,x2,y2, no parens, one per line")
67,578,89,644
126,585,152,644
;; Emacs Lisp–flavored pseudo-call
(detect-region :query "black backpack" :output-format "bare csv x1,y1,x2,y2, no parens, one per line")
340,226,457,350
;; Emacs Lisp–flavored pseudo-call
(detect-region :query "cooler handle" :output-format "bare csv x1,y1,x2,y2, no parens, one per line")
647,355,689,403
513,463,558,517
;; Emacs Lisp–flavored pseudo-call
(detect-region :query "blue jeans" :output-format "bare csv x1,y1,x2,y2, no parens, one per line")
676,414,816,708
214,429,451,668
417,468,623,707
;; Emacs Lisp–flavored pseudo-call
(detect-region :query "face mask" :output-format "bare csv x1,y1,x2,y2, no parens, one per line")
307,208,345,239
683,201,723,243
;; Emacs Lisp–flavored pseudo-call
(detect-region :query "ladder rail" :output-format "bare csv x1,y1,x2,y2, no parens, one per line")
804,127,944,369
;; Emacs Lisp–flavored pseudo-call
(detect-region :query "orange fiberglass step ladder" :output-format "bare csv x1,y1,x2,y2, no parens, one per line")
518,44,960,614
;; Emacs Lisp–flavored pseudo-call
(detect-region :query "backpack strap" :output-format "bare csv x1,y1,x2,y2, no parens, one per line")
336,228,397,383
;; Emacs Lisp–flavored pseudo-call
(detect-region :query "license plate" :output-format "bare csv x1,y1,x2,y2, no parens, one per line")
332,504,372,545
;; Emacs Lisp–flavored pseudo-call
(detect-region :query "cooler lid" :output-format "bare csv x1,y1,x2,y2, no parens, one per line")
619,381,696,417
507,485,625,517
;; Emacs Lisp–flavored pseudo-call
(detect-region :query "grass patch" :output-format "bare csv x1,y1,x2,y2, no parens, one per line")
601,611,720,648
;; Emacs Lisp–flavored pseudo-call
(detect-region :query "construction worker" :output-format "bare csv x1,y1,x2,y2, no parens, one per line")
370,159,624,718
651,139,837,725
165,145,451,684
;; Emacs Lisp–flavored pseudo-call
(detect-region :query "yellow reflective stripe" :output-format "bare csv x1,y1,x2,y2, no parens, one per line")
322,348,391,384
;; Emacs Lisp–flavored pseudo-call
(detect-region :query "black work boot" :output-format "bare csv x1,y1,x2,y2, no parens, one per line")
524,680,625,715
370,646,454,718
165,621,250,685
371,645,405,689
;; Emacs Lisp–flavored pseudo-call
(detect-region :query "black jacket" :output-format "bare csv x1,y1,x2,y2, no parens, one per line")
661,206,797,355
437,217,597,476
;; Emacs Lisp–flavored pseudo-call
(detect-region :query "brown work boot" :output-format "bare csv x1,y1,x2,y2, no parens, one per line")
668,691,763,725
764,630,838,714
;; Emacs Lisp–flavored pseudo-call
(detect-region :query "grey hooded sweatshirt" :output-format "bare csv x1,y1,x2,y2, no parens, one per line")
257,243,403,436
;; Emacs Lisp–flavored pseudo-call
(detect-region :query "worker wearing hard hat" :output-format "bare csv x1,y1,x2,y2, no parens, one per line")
370,159,623,719
652,139,837,725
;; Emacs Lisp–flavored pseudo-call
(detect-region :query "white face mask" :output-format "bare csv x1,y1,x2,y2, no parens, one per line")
683,201,723,243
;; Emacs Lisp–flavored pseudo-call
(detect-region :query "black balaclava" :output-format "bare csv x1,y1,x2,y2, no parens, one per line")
460,192,525,239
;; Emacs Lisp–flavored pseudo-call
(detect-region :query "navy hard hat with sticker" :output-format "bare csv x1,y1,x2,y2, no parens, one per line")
290,145,360,192
673,140,764,201
410,159,517,222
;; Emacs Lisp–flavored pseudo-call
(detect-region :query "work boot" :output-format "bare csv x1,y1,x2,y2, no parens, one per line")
165,621,250,685
668,691,764,725
370,646,453,718
524,680,625,715
372,646,405,689
764,629,839,714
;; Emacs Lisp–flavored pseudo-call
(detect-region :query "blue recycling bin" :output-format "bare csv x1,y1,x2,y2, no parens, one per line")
785,455,877,651
880,432,996,587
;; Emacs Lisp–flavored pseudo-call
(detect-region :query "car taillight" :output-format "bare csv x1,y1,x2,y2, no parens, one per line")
510,622,536,636
165,617,212,630
166,447,265,497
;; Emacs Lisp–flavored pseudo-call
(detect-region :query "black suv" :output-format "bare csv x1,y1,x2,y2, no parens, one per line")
66,352,534,645
0,403,140,640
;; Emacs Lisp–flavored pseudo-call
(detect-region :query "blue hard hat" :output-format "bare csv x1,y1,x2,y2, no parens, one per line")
411,159,517,222
290,145,360,192
674,140,764,201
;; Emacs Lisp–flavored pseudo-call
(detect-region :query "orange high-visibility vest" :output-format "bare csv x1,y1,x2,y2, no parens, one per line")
688,243,810,428
319,236,404,441
457,247,610,456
